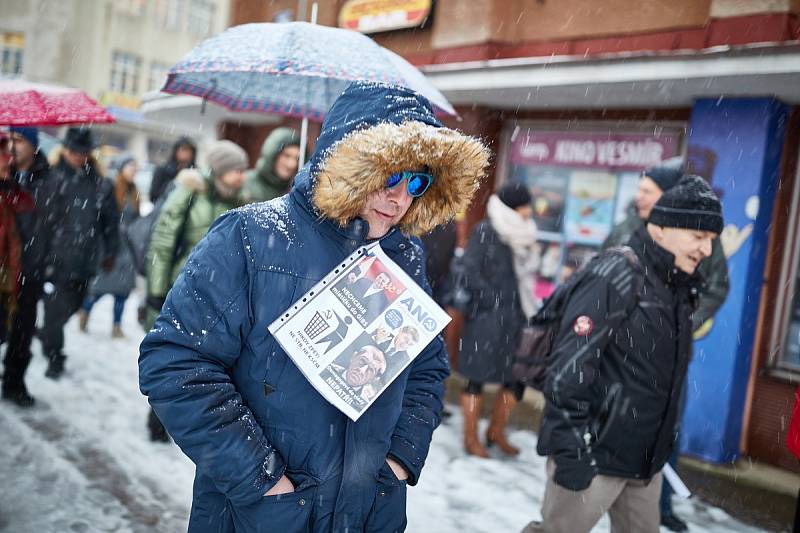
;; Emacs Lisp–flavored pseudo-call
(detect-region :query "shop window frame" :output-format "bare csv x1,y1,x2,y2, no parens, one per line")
765,142,800,380
496,118,687,290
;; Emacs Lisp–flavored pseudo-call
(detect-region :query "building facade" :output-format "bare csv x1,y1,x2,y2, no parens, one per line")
0,0,230,168
232,0,800,475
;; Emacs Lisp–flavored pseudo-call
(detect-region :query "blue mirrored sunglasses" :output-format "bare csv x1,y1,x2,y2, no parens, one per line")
385,171,433,198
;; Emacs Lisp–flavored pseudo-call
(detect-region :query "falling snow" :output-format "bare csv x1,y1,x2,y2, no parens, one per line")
0,297,769,532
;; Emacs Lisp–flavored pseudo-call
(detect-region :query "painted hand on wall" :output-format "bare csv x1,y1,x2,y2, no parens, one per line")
720,223,753,259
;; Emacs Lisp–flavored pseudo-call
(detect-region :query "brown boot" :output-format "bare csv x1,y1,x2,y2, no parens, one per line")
78,310,88,332
486,389,520,456
111,325,125,339
460,393,489,458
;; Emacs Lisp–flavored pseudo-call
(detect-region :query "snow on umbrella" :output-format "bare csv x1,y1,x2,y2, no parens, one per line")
0,79,115,126
162,22,456,120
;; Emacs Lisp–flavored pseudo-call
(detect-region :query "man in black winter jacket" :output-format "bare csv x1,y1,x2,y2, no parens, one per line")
524,176,723,533
40,128,119,380
1,127,53,406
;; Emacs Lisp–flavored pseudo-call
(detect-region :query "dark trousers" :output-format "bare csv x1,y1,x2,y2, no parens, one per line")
465,380,525,401
661,390,688,518
659,447,678,516
2,278,43,391
40,280,88,357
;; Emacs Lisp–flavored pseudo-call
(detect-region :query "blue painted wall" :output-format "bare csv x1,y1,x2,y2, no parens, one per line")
681,98,789,463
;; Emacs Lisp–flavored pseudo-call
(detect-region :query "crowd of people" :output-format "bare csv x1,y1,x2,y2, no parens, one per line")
0,125,301,416
1,81,731,533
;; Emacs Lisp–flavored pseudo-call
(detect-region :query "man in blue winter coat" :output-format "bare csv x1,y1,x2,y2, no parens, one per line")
138,81,489,533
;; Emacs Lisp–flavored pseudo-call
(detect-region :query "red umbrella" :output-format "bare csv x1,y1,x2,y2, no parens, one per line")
0,79,115,126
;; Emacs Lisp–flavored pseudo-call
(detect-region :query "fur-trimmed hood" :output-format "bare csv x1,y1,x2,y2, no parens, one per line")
293,81,489,237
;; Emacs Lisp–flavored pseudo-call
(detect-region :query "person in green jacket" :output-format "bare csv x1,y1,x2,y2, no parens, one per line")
601,158,729,533
144,139,248,442
240,127,300,203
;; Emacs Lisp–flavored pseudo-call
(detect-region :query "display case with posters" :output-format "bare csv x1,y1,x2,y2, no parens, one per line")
506,125,683,299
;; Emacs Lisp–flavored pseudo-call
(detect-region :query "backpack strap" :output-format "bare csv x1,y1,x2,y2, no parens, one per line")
169,193,196,274
599,245,644,317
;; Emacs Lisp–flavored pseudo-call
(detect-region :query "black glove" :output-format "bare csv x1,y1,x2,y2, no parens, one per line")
552,452,597,492
146,296,166,313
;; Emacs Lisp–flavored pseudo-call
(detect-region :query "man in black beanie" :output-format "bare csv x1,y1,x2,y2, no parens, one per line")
524,176,722,533
603,163,728,532
603,159,728,334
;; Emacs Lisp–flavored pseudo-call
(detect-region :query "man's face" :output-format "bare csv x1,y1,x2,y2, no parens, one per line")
274,145,300,181
635,176,663,220
372,272,390,291
652,226,715,274
344,346,386,387
176,145,194,167
63,147,89,170
394,331,416,351
10,133,34,168
359,184,413,239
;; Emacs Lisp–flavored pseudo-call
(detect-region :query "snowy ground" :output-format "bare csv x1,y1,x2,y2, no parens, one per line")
0,295,772,532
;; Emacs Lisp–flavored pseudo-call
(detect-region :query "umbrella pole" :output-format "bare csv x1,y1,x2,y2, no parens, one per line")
299,117,309,169
297,2,317,170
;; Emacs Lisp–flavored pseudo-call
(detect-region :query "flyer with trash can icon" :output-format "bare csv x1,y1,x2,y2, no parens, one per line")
269,242,451,421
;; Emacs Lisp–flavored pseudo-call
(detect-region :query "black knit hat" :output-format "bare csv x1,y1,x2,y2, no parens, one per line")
63,127,96,155
496,182,531,209
643,157,684,192
648,175,723,234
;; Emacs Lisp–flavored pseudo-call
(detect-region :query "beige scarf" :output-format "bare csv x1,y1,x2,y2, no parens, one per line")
486,194,540,318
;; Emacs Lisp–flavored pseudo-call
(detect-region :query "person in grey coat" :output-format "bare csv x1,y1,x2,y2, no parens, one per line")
458,182,540,458
78,155,140,338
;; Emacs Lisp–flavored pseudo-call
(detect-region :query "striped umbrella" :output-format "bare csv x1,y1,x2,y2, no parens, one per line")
162,22,456,121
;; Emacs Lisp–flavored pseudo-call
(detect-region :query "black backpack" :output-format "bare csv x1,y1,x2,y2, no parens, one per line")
512,246,644,391
124,186,195,276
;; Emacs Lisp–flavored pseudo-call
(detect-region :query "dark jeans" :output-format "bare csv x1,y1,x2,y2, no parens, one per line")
465,380,525,401
660,447,679,517
1,278,43,392
40,280,88,357
661,390,688,518
82,293,128,325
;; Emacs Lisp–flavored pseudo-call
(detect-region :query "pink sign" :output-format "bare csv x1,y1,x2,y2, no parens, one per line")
512,130,680,170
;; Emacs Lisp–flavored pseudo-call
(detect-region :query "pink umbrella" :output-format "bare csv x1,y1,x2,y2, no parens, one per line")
0,79,115,126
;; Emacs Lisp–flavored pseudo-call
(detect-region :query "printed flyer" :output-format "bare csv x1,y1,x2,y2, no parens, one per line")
269,243,450,421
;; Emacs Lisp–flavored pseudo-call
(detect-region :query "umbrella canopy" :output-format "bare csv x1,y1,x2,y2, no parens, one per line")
163,22,456,120
0,79,115,126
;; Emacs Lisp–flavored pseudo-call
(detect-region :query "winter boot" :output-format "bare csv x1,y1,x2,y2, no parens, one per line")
660,514,689,532
486,388,520,456
2,383,36,408
148,409,170,443
460,393,489,458
77,309,89,332
44,353,66,380
111,325,125,339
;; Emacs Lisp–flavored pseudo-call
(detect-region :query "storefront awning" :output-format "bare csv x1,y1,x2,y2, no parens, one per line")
421,43,800,109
